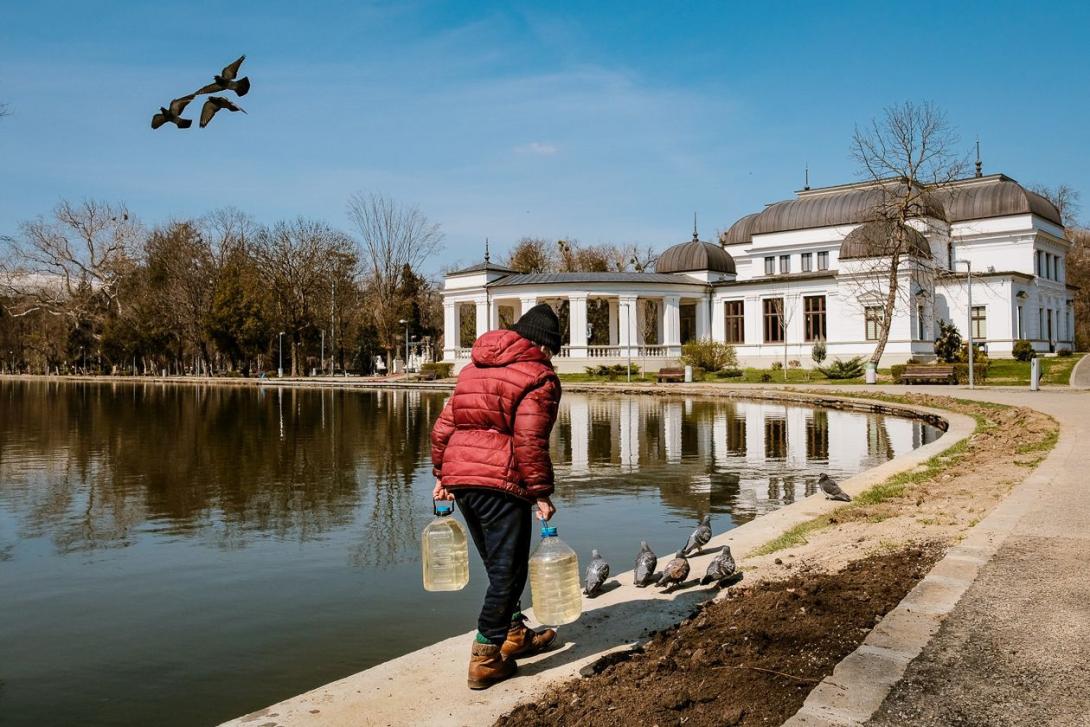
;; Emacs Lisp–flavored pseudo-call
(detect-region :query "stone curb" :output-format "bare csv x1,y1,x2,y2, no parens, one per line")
219,394,975,727
782,399,1068,726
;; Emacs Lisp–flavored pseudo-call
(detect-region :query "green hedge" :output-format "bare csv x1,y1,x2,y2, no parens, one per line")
420,362,454,378
952,362,989,383
890,364,907,384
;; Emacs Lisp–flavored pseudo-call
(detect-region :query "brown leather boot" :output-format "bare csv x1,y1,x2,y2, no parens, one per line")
467,642,516,690
501,619,557,660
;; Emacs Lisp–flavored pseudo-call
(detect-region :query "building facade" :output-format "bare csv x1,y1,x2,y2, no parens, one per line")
441,173,1074,373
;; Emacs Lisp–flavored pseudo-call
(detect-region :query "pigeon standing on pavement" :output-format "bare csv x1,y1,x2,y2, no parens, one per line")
151,94,196,129
818,473,852,502
584,549,610,597
681,514,712,556
196,55,251,97
199,96,247,127
701,545,739,587
634,541,657,588
655,552,690,590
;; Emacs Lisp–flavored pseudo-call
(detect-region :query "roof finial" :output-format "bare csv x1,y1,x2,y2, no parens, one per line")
804,162,810,191
975,138,982,178
692,212,699,242
484,237,491,264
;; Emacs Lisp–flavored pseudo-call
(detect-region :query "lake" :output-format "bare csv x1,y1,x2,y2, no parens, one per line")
0,380,940,726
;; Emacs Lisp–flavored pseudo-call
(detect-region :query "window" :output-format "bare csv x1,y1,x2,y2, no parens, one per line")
779,255,790,274
1059,258,1065,283
803,295,826,341
1017,305,1025,340
724,300,744,343
971,306,986,340
764,256,775,275
917,304,926,340
817,251,829,270
864,306,883,341
1050,255,1057,280
763,298,784,343
801,252,813,272
948,242,955,271
1036,250,1043,278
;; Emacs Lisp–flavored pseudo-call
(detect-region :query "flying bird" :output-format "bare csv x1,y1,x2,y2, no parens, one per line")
199,96,247,128
681,515,712,556
818,473,852,502
701,545,739,587
634,541,657,588
151,94,196,129
584,549,609,597
196,55,251,97
655,552,690,590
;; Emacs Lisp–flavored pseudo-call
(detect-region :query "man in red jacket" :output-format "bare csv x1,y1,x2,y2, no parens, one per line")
431,303,563,690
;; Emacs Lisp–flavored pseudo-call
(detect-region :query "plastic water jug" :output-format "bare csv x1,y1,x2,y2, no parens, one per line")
421,501,469,592
528,521,582,625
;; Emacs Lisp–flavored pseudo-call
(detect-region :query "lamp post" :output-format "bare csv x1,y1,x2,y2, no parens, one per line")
399,319,410,373
278,331,285,378
954,259,974,389
623,302,632,382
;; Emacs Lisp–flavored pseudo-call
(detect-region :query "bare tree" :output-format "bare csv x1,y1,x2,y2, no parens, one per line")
1030,184,1081,228
849,101,968,365
506,237,555,272
347,193,443,368
1,200,141,332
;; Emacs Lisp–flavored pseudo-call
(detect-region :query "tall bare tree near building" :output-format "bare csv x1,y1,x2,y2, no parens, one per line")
347,193,443,368
849,101,968,365
1,200,141,332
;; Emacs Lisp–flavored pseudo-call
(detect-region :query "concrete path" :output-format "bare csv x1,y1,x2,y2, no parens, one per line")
1069,353,1090,388
220,392,973,727
782,385,1090,727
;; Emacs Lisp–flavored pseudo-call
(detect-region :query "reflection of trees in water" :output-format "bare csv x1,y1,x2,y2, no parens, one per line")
0,382,445,560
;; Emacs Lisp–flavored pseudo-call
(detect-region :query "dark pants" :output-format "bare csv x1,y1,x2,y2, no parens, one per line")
454,488,532,646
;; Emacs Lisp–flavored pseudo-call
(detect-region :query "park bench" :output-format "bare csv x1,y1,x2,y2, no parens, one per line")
656,367,685,383
900,364,957,385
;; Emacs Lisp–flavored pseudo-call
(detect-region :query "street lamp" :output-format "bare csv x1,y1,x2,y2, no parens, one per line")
954,259,974,389
399,319,410,373
278,331,285,377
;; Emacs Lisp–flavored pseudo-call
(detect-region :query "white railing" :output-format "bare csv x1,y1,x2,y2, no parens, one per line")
455,348,472,360
556,346,571,358
638,345,668,357
587,345,621,357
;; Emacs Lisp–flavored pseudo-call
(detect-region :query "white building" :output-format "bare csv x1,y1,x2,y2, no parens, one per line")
442,173,1074,373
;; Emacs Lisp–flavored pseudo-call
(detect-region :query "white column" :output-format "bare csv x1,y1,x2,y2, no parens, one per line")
663,295,681,356
569,395,589,475
443,301,458,359
663,400,682,464
568,295,588,357
618,295,639,356
519,296,536,318
619,397,639,470
608,299,619,346
475,297,489,339
490,299,502,330
746,295,761,348
712,411,729,469
711,298,726,343
695,296,709,340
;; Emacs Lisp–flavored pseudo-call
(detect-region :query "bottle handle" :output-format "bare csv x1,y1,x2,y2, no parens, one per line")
433,500,454,516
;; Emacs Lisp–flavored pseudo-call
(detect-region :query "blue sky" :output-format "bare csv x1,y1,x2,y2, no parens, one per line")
2,1,1088,274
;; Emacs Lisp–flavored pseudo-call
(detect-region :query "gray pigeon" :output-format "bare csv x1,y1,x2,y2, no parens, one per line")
196,55,251,97
199,96,246,128
655,552,690,590
633,541,657,587
681,514,712,556
818,473,851,502
584,549,609,597
151,94,196,129
700,545,738,586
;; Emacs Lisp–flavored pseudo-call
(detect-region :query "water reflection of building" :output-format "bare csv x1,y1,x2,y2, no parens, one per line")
554,393,939,519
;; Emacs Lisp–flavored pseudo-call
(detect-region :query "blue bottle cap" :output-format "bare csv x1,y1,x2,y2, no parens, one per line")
434,502,453,516
541,525,558,538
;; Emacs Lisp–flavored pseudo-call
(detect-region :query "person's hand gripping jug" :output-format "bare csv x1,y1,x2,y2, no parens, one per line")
528,520,582,625
421,501,469,591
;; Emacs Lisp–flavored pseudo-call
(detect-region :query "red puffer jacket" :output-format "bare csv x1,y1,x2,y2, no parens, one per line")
431,329,562,500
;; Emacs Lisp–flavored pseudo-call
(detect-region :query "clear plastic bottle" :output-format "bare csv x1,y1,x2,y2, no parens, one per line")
421,501,469,592
529,522,582,625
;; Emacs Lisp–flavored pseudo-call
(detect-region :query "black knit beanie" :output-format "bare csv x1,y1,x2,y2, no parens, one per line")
512,303,562,354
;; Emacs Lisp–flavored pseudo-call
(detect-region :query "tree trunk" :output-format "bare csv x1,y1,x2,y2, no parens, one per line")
869,254,902,366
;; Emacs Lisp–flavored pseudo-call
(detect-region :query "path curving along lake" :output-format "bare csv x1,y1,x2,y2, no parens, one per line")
0,380,940,726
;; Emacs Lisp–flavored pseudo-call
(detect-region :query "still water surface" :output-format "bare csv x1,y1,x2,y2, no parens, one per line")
0,381,940,726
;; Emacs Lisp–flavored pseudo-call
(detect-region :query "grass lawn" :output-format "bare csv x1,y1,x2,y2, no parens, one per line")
980,353,1084,386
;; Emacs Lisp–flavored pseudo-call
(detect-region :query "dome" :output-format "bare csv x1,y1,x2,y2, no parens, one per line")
656,237,736,274
937,176,1062,226
839,220,931,260
720,212,760,246
750,182,946,237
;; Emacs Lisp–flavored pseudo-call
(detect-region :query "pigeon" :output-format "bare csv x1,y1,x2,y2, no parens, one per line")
700,545,738,586
199,96,247,128
633,541,657,588
655,552,690,590
196,55,251,97
151,94,196,129
584,549,609,597
818,473,851,502
680,514,712,556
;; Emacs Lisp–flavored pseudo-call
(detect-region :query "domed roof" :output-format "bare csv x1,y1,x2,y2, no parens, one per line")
750,182,947,237
937,176,1062,226
839,220,931,260
720,212,760,246
656,236,736,274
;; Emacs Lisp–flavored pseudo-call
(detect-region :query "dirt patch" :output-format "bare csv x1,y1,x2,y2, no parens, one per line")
496,544,941,727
